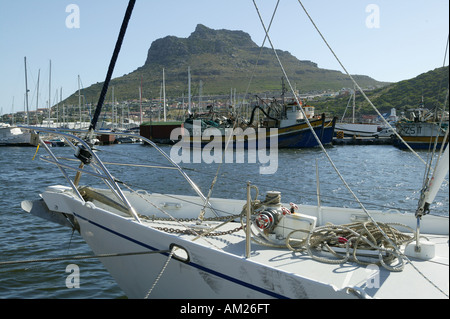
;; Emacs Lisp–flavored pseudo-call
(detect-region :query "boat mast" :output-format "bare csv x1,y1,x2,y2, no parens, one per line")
48,60,51,127
56,89,59,127
188,66,191,114
61,88,65,126
24,57,30,125
199,80,203,113
112,86,115,128
163,68,166,122
139,76,143,124
78,75,82,129
11,97,15,125
36,69,40,124
352,85,355,124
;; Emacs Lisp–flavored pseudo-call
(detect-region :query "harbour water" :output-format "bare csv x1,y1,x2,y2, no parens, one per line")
0,142,448,299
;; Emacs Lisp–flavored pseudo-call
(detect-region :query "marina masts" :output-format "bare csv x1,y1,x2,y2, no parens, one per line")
48,60,51,126
23,57,30,125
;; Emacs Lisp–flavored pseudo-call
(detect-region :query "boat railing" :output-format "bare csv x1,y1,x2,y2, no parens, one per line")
19,126,218,222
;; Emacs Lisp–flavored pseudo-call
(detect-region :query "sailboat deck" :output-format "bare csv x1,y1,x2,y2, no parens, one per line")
141,217,449,299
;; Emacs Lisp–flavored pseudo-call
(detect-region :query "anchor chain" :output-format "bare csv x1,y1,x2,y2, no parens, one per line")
152,225,243,237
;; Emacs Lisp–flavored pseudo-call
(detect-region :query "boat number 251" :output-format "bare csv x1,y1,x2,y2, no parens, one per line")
400,125,422,135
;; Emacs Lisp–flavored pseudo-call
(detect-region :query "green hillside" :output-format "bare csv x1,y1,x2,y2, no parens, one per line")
313,66,449,118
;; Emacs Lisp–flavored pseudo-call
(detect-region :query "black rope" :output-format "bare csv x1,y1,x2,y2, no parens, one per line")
89,0,136,131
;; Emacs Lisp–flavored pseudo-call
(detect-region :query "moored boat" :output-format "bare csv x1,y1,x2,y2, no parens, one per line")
0,123,33,146
395,107,449,149
181,96,336,149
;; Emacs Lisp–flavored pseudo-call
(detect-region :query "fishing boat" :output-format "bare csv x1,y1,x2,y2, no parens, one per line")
395,106,449,149
182,95,336,149
18,0,449,300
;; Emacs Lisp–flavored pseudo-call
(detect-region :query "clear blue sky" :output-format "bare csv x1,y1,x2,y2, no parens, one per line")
0,0,448,115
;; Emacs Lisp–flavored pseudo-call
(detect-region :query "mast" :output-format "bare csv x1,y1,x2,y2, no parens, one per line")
352,85,356,124
163,68,166,122
48,60,51,126
12,97,15,125
36,69,40,124
188,66,191,114
159,82,162,121
56,89,59,127
24,57,30,125
139,76,143,124
199,80,203,113
112,86,115,128
61,88,65,126
78,75,82,128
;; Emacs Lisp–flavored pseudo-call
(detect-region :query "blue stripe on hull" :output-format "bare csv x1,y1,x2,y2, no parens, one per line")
276,126,334,148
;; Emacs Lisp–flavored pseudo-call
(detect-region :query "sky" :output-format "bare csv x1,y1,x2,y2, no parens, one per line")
0,0,448,115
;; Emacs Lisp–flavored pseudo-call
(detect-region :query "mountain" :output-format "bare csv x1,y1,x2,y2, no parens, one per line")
64,24,387,105
313,66,449,116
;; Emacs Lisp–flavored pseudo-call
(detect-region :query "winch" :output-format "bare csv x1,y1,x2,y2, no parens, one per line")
252,191,317,247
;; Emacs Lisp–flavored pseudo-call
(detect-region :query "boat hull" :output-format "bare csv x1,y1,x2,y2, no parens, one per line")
184,117,336,149
0,126,33,146
334,123,380,137
395,122,449,149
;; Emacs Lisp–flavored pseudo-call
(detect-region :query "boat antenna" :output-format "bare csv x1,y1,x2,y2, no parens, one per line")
88,0,136,134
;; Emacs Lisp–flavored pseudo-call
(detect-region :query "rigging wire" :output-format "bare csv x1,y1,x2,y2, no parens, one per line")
252,0,389,232
240,0,281,117
421,34,450,190
295,0,431,168
290,0,448,297
252,1,449,298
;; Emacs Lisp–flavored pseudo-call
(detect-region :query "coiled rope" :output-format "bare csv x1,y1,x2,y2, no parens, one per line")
301,222,415,272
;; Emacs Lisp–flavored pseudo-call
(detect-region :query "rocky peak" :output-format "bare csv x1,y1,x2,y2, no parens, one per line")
144,24,257,65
